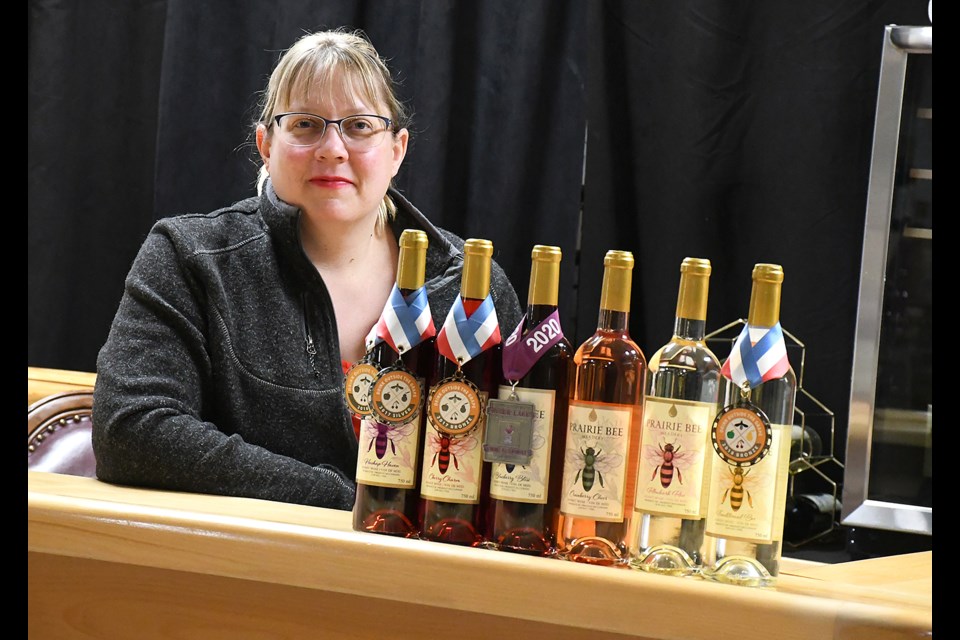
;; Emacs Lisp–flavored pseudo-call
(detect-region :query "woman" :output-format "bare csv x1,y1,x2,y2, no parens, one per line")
91,29,523,510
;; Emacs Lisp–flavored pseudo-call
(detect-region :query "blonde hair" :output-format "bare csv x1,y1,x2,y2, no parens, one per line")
255,29,408,232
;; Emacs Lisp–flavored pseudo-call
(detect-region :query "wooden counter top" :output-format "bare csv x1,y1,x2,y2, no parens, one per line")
27,366,96,406
28,470,932,639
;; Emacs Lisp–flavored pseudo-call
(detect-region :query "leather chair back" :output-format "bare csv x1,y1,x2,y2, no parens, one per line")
28,390,96,478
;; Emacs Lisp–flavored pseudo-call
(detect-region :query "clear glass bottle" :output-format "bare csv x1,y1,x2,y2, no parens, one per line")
484,245,573,556
556,250,646,566
352,229,436,537
629,257,721,575
418,239,501,546
702,263,797,587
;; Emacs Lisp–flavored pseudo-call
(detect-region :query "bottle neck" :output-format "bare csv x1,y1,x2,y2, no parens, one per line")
597,308,630,333
462,297,484,315
597,263,631,333
461,247,492,300
674,269,709,341
396,232,428,290
526,302,559,326
673,317,707,341
524,253,561,328
747,280,782,327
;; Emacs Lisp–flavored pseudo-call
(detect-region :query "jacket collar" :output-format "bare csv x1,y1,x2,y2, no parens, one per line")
257,177,462,289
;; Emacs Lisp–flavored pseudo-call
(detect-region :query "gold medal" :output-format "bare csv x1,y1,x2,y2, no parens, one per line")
427,373,484,436
343,360,379,418
711,392,772,467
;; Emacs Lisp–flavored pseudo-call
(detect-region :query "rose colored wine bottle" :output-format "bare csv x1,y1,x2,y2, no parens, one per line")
352,229,436,537
556,250,646,566
484,245,573,556
418,239,501,546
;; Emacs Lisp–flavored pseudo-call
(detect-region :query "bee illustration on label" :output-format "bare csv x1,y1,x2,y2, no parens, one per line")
428,430,478,474
643,440,699,488
364,421,416,459
566,444,623,492
720,465,755,512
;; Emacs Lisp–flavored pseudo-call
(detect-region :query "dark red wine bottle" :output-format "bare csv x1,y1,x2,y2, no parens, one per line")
352,229,436,537
484,245,573,556
418,239,501,547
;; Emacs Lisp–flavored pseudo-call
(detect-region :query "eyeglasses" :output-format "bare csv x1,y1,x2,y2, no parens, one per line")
272,112,393,149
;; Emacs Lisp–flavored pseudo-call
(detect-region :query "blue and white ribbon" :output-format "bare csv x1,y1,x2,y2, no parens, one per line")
436,294,501,365
365,284,436,354
720,322,790,389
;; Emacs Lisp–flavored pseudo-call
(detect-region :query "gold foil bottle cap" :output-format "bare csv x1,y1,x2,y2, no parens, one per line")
396,229,429,290
600,249,634,313
677,257,711,321
531,244,562,262
752,263,784,283
748,263,784,327
603,249,635,270
681,257,712,276
529,245,562,306
461,238,494,299
463,238,494,257
399,228,429,250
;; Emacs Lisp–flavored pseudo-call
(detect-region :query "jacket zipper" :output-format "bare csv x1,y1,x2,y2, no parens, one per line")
301,293,321,378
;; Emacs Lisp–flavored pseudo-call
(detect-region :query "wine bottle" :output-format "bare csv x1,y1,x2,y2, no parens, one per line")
352,229,437,537
783,492,841,545
418,238,502,546
702,263,798,587
629,257,721,576
556,249,646,566
483,245,573,556
788,424,823,473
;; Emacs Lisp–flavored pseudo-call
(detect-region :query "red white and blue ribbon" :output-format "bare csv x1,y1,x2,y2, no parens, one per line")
436,294,501,365
365,284,436,354
720,322,790,389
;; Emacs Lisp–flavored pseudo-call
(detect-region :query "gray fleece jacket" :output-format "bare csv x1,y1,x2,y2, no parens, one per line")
91,179,523,510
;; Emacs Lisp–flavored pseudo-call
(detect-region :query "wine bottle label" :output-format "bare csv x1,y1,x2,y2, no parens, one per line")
343,361,379,417
705,423,792,542
483,397,536,466
355,416,422,488
489,386,556,504
633,396,714,518
559,400,632,522
420,392,488,503
370,367,423,426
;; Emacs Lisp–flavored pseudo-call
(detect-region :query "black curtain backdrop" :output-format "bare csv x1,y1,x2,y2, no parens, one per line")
29,0,930,480
28,0,587,372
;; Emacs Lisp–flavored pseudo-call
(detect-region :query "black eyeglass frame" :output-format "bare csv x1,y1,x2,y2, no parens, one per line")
271,112,394,140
